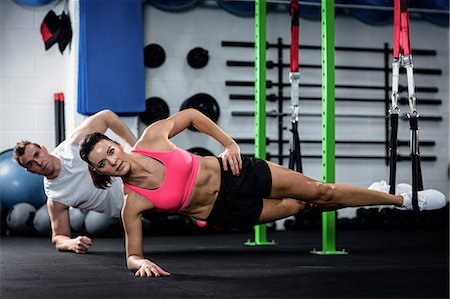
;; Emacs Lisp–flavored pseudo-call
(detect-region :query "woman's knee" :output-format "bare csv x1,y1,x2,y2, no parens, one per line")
313,182,335,203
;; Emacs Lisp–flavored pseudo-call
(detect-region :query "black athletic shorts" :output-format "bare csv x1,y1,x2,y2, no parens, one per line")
206,156,272,230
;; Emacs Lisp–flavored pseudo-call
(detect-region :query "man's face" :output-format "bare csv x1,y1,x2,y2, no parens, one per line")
18,144,55,177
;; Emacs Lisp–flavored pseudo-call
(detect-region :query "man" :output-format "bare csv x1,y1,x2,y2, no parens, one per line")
13,110,137,253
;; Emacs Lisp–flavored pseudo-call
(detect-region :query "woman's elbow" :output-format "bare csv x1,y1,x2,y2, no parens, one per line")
96,109,114,118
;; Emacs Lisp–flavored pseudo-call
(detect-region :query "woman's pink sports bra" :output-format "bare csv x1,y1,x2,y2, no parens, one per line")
123,147,199,213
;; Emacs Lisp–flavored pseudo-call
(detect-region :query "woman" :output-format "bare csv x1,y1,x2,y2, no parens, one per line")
79,108,446,277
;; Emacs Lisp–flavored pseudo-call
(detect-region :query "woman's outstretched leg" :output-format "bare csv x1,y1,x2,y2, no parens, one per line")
266,161,446,210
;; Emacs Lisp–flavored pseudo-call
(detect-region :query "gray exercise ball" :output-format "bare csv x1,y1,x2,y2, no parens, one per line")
69,207,86,233
7,203,36,236
33,204,51,236
84,210,119,237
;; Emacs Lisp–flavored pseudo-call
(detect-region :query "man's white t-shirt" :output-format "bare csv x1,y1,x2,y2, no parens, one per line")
44,141,123,218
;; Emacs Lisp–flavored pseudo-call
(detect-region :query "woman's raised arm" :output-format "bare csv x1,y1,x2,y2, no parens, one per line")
140,109,242,175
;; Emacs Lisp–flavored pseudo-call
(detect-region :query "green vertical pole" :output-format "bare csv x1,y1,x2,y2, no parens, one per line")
311,0,347,256
245,0,275,247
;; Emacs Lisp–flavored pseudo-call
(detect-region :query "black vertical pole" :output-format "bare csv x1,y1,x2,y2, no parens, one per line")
277,37,284,165
54,93,61,147
59,93,66,142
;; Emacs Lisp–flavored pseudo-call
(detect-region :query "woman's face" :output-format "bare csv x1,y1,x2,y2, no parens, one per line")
88,139,130,176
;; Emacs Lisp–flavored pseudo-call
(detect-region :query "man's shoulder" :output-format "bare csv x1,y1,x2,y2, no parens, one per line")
53,141,81,161
46,142,87,187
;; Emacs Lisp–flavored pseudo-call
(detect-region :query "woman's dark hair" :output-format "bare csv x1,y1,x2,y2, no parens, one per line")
79,132,117,189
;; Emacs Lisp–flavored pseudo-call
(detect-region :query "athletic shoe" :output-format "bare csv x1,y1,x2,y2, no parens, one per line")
397,189,447,211
368,180,389,193
396,183,412,195
368,180,412,195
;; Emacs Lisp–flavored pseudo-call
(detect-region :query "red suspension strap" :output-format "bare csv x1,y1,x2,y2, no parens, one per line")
288,0,302,173
393,0,412,59
290,0,299,73
392,0,415,110
289,0,300,116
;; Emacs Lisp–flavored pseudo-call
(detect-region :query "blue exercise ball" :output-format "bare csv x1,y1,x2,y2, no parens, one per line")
7,202,36,236
13,0,55,7
0,149,47,211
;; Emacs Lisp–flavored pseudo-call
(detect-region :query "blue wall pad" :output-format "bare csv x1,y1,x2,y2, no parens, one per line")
78,0,145,115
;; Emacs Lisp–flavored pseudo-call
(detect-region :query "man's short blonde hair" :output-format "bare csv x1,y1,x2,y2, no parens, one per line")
12,140,41,166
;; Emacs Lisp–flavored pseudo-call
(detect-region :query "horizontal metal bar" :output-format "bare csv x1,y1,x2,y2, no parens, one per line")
225,80,439,93
242,152,437,161
226,60,442,75
229,94,442,105
234,137,435,147
231,111,442,121
221,41,437,56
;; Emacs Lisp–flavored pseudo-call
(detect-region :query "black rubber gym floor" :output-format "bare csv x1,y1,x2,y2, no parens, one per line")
1,228,448,298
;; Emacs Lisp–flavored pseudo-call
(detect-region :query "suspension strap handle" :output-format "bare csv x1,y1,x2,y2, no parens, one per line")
388,113,399,195
289,122,303,173
409,114,422,211
289,0,300,122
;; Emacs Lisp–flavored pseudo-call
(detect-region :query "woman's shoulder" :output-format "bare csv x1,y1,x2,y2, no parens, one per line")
132,139,176,153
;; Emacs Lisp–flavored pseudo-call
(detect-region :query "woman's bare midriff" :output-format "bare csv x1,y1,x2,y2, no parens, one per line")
181,156,221,220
